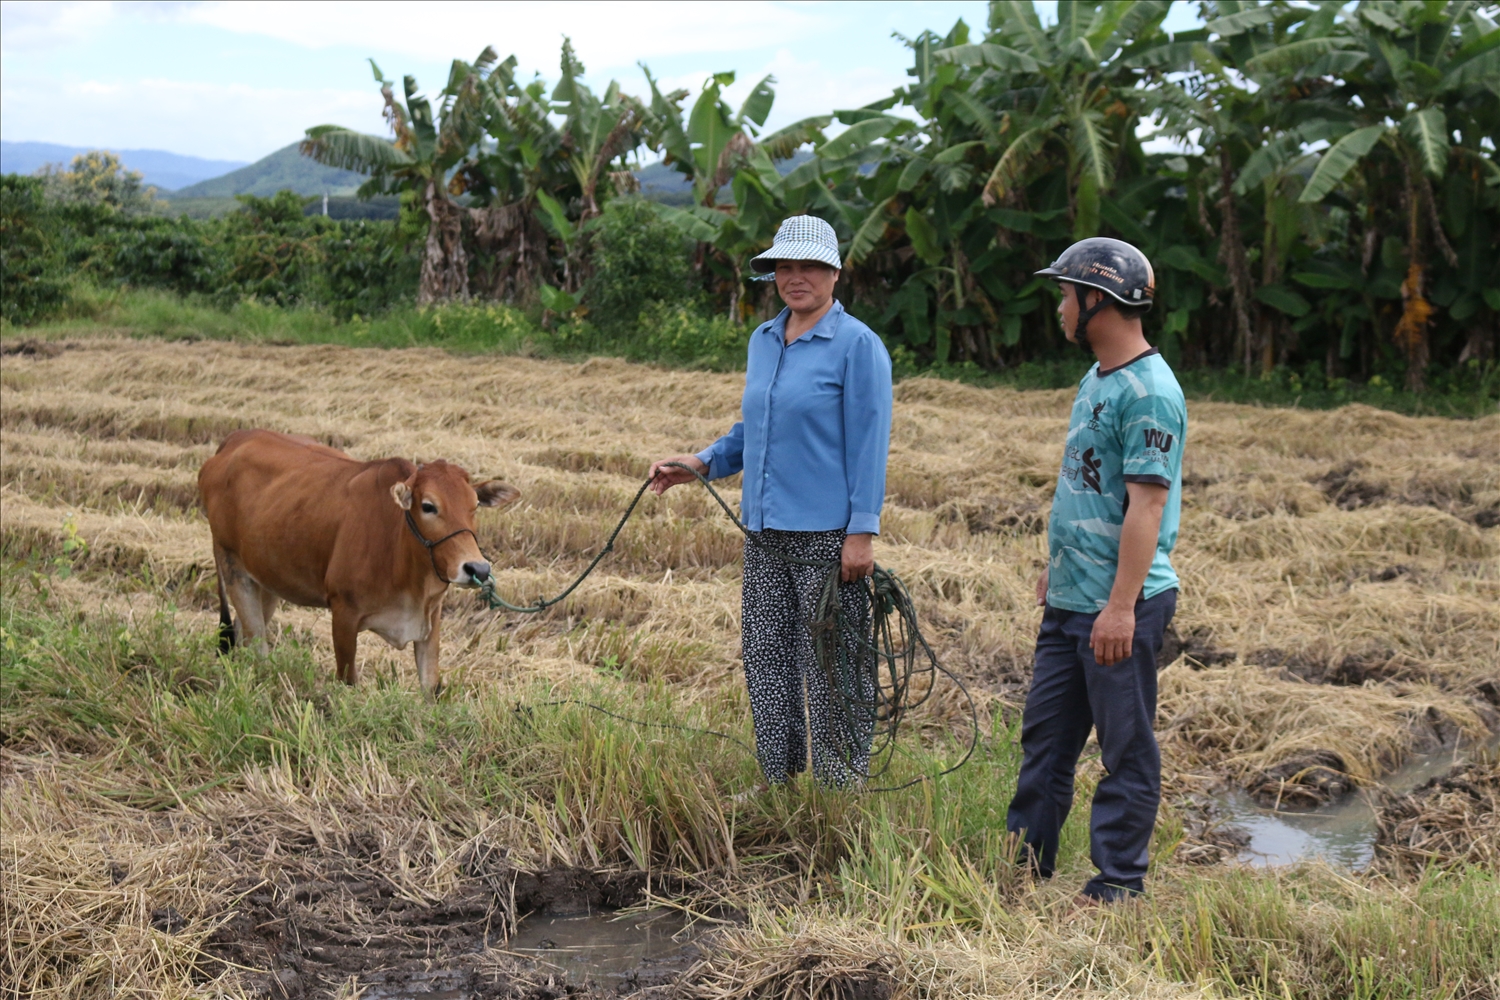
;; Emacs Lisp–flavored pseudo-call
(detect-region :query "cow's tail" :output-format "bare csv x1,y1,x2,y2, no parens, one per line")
216,570,235,654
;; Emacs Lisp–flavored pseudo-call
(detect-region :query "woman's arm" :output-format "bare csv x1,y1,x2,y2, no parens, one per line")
648,422,744,495
698,421,745,481
842,334,893,537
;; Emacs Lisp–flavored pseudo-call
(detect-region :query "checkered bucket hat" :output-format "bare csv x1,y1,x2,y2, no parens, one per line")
749,215,842,274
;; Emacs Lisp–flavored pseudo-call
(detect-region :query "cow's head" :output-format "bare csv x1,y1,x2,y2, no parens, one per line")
391,460,519,587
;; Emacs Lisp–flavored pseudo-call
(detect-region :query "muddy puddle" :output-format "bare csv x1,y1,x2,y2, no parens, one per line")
506,908,701,985
208,864,712,999
1222,736,1498,868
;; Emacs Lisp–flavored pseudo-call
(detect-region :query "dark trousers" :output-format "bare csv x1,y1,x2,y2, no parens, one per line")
1005,589,1176,900
741,529,874,788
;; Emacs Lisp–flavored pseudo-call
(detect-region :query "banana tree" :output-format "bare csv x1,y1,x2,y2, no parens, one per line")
523,40,650,291
1132,1,1353,375
642,67,831,316
643,69,828,208
810,3,1170,366
938,1,1173,239
1288,1,1499,389
302,48,500,304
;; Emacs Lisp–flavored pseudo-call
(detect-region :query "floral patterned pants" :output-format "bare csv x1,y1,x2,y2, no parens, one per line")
741,528,874,789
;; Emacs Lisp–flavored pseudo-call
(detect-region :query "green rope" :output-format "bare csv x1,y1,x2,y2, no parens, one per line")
476,463,978,792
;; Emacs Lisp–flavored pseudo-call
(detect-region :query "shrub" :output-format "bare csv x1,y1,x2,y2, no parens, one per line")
411,302,540,350
0,176,67,324
0,176,426,326
583,198,694,333
110,219,219,297
637,300,749,368
321,221,421,319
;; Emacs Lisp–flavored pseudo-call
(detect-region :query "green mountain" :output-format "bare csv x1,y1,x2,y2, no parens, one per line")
166,142,369,199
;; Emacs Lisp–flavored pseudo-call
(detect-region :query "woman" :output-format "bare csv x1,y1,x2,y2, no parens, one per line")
649,215,893,790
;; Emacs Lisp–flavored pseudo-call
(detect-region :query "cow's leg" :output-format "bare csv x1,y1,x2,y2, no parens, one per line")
211,543,236,653
221,553,270,652
413,607,442,699
255,589,281,641
330,603,361,686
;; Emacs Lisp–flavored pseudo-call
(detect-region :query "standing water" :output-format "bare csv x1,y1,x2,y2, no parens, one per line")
1220,737,1496,868
506,908,700,983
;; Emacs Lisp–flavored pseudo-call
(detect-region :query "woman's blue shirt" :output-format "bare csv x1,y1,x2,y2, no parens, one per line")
696,300,892,535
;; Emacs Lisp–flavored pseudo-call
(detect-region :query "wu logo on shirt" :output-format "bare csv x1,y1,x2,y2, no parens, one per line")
1080,447,1102,492
1142,428,1175,453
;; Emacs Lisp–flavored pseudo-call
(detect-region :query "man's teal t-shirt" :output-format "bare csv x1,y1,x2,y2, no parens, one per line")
1046,348,1186,613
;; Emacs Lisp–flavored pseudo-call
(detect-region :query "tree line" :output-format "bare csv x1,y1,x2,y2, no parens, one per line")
2,1,1495,394
301,0,1499,391
0,166,418,324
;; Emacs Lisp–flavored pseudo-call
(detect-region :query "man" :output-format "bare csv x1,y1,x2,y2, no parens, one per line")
1006,237,1186,903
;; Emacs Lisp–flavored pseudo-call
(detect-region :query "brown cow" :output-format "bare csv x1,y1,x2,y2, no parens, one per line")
198,430,518,696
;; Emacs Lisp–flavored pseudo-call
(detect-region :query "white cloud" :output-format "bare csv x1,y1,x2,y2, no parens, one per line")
749,47,911,128
0,0,113,53
177,1,827,73
0,0,945,161
649,47,911,142
0,73,382,161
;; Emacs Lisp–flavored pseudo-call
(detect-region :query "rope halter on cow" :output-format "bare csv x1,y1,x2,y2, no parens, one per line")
403,509,480,583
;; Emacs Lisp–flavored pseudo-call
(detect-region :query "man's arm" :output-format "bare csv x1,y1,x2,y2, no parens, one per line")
1090,480,1169,665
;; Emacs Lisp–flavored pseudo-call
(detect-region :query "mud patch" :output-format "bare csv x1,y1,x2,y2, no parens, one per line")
1,337,67,359
508,909,702,989
1246,647,1429,687
1161,625,1234,668
207,879,510,999
1247,749,1354,809
1315,461,1388,510
1173,798,1252,865
960,648,1032,703
1375,751,1500,874
207,862,705,999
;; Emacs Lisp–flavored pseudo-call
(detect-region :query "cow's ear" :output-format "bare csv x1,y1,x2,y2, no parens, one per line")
390,482,413,510
476,480,520,508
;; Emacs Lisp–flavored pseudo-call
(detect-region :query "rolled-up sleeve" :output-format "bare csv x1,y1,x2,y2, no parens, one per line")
842,333,892,535
696,421,745,481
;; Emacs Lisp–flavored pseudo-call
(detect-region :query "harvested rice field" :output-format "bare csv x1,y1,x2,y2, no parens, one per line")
3,335,1498,999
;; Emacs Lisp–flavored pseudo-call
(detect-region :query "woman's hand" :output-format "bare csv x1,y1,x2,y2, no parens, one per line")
1036,568,1048,607
647,454,707,495
842,533,874,582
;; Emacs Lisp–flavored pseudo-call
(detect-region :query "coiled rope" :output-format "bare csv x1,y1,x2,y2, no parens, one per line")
475,463,978,793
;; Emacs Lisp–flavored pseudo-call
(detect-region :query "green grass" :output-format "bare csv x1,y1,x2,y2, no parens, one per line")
12,286,546,355
6,286,1496,417
4,570,1497,998
5,286,750,369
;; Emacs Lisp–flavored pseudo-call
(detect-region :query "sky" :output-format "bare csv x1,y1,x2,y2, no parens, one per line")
0,1,1203,165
